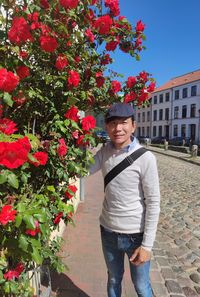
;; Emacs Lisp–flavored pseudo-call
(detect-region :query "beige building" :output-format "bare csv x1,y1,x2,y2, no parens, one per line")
135,69,200,144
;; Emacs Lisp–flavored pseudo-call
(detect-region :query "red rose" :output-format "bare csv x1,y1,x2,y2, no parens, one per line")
72,130,79,139
74,56,81,63
101,54,112,65
19,50,29,59
13,91,27,105
106,39,119,51
40,0,50,9
55,55,68,70
147,82,156,93
138,88,149,104
0,137,31,169
76,134,90,147
8,17,33,45
138,71,148,83
4,263,24,281
126,76,137,88
0,205,17,225
59,0,78,9
65,184,77,199
85,28,95,43
124,92,137,103
53,212,63,225
136,20,145,33
57,138,68,157
40,35,58,52
93,15,113,35
105,0,120,17
30,151,48,167
68,70,80,87
16,65,30,80
0,118,18,135
95,72,105,88
25,220,41,236
64,106,79,122
82,115,96,131
111,80,121,93
0,68,19,93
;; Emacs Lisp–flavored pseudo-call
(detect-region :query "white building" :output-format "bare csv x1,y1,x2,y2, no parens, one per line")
135,69,200,144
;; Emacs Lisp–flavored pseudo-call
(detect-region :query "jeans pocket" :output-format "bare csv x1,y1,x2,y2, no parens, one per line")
130,233,143,247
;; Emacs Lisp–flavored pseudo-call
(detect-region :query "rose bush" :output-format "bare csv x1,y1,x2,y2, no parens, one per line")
0,0,155,295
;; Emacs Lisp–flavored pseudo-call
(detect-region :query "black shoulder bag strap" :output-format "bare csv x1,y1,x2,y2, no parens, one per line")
104,147,147,191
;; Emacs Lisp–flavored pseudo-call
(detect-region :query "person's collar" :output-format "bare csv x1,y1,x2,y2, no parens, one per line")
109,136,138,152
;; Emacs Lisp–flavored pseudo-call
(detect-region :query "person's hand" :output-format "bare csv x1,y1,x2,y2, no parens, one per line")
129,246,151,266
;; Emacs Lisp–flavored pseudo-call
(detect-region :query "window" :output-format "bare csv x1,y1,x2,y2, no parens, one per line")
182,88,188,98
181,124,186,138
191,85,197,96
159,109,163,120
153,126,157,137
153,110,157,121
142,127,145,136
158,126,162,137
153,96,157,104
146,111,150,122
190,104,196,118
147,126,150,137
173,125,178,137
137,113,141,122
182,105,187,118
175,90,179,100
159,94,163,103
142,112,145,122
165,108,169,120
137,127,141,137
165,92,170,102
174,106,179,119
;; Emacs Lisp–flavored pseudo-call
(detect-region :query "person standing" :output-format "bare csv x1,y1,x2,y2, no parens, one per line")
89,102,160,297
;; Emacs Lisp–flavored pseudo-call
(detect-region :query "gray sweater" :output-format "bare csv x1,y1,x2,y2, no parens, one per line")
89,139,160,251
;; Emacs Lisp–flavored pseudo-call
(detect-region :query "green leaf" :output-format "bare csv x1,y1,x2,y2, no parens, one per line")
29,238,41,248
19,235,29,251
0,173,7,184
3,92,13,107
7,173,19,189
23,214,35,229
47,185,55,192
15,214,23,227
32,247,43,264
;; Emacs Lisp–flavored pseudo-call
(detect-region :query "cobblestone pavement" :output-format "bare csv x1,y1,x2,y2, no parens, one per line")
151,152,200,297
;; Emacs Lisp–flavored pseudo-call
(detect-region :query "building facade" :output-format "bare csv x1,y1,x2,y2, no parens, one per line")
135,69,200,144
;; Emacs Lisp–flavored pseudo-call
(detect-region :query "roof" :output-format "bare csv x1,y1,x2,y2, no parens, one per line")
153,69,200,93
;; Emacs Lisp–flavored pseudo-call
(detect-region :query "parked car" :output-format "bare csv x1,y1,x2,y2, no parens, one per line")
168,137,190,146
151,137,166,144
96,130,110,142
138,136,151,144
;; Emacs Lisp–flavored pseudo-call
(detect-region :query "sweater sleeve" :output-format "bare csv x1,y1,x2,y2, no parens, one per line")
140,152,160,251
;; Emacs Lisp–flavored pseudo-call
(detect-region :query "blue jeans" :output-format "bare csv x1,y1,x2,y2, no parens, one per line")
100,226,153,297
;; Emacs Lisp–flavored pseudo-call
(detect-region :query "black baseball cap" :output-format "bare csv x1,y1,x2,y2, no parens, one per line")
105,103,134,122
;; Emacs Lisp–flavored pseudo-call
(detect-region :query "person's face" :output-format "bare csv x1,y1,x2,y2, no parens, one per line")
106,117,136,149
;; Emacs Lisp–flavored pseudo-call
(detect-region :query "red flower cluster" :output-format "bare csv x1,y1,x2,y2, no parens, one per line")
4,263,24,281
101,53,112,65
0,68,19,93
124,91,137,103
40,35,58,52
105,0,120,17
8,17,33,45
95,72,105,88
106,38,120,51
0,137,31,169
65,184,77,199
16,66,30,80
64,106,79,122
111,80,121,94
0,118,18,135
25,220,41,236
30,152,48,167
59,0,78,9
94,15,113,35
68,70,80,87
0,205,17,225
126,76,137,88
53,212,63,225
40,0,50,9
85,28,95,43
82,115,96,131
55,55,68,71
57,138,68,157
136,20,145,33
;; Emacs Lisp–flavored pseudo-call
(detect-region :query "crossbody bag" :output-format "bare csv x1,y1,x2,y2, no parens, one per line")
104,147,147,191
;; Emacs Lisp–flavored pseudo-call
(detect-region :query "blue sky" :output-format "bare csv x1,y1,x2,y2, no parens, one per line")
108,0,200,87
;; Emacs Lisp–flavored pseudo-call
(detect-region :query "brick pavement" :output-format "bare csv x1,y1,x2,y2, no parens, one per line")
50,146,200,297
